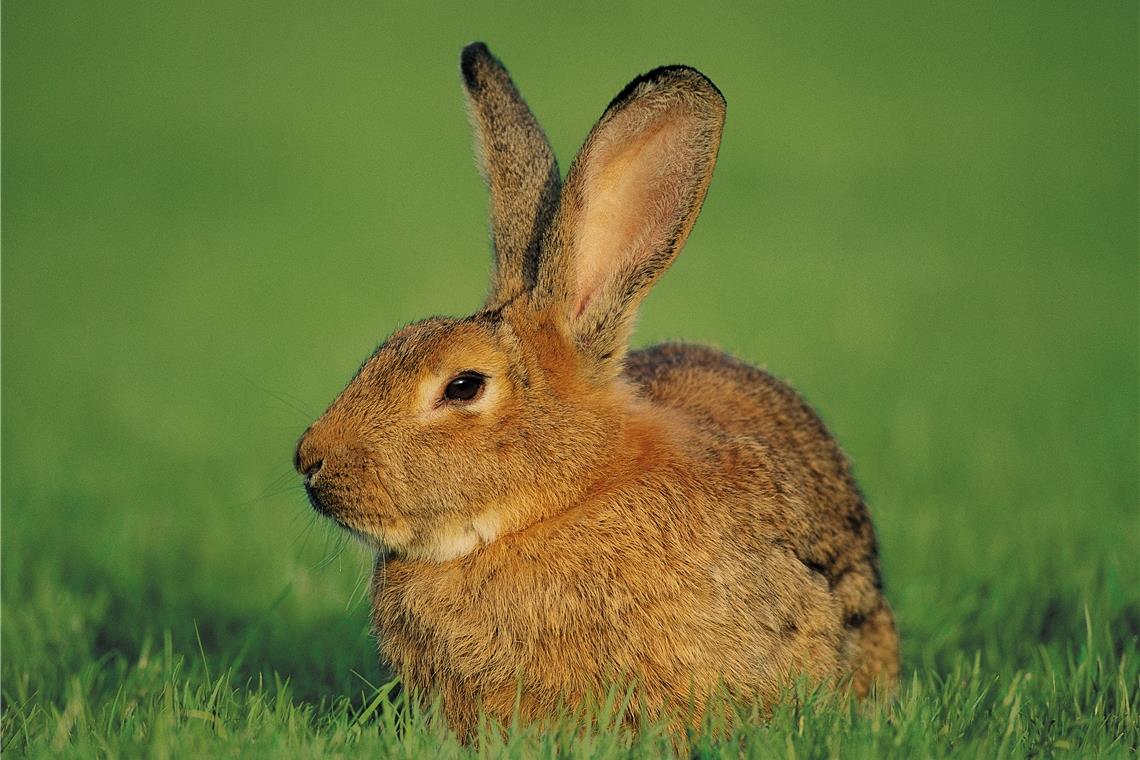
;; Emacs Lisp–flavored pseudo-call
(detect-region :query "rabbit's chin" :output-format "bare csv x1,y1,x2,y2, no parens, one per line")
344,526,385,552
327,506,506,564
367,510,507,563
409,511,505,563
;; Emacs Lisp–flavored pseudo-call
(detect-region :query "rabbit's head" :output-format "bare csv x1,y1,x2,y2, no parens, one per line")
295,43,725,561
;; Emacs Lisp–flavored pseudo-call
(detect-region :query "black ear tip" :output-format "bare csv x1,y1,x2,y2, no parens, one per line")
662,65,725,101
460,42,492,89
606,65,725,113
461,41,490,60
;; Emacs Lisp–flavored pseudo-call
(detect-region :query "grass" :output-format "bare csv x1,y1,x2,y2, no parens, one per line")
2,0,1138,756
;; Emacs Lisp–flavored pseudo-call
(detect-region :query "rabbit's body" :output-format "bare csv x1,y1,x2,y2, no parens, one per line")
297,42,898,737
371,337,896,734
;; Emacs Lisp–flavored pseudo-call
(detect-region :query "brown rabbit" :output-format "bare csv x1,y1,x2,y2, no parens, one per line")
294,42,899,737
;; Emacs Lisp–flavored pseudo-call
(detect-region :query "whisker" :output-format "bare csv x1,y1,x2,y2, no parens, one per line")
242,376,318,421
242,482,305,508
313,527,349,571
229,468,305,510
291,508,321,551
346,559,373,612
263,467,300,491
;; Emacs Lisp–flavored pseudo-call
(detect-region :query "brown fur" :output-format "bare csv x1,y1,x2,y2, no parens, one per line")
295,42,899,739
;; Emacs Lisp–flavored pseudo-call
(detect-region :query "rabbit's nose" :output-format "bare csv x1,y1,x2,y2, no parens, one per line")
302,458,324,482
294,434,325,484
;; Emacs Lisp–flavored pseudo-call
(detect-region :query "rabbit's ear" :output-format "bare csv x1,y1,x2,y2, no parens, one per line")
461,43,561,309
534,66,725,375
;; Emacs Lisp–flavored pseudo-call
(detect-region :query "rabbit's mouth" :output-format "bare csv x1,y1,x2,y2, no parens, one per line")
304,482,334,517
303,479,357,528
311,500,384,552
307,477,506,562
303,475,408,552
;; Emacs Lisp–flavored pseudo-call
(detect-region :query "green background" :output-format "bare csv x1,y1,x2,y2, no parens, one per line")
3,1,1137,755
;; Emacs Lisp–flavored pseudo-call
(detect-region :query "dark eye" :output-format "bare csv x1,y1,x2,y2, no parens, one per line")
443,372,486,402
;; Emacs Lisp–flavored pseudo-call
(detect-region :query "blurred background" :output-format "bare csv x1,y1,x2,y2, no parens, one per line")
3,0,1136,705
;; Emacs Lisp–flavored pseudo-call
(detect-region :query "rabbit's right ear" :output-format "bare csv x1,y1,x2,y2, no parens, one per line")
532,65,725,378
461,43,561,309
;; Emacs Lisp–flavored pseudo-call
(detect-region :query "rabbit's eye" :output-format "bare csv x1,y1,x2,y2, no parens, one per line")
443,372,486,403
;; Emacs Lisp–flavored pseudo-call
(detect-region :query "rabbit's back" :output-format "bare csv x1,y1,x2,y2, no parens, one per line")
624,342,899,694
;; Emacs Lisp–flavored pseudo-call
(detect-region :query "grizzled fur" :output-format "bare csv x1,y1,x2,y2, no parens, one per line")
295,41,899,738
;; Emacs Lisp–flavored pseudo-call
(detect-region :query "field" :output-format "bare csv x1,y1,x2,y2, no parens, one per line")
2,1,1137,756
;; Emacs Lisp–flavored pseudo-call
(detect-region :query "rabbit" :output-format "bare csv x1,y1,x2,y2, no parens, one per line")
294,41,900,738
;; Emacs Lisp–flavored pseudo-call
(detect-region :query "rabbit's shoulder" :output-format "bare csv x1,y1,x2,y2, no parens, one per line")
623,342,829,447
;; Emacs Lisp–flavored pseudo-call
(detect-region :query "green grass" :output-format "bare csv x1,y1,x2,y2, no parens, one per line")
3,1,1137,756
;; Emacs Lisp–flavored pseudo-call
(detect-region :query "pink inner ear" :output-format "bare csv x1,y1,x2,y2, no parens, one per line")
572,113,689,317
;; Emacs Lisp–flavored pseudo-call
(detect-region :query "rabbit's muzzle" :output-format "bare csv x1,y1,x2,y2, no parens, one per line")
294,430,321,482
295,425,356,520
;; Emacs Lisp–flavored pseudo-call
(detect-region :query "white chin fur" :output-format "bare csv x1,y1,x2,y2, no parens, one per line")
402,511,503,563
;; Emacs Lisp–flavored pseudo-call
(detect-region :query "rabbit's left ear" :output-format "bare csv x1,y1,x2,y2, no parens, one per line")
533,66,725,375
461,43,561,309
